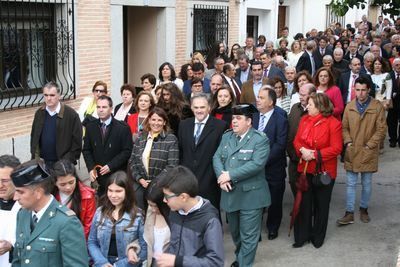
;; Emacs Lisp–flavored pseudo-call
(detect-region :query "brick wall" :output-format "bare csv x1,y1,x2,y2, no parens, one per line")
228,0,240,49
174,0,189,77
0,0,112,140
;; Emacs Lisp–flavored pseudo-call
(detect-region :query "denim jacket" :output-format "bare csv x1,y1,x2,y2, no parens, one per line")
88,207,147,267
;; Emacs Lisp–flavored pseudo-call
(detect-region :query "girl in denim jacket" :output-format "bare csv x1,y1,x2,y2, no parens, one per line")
88,171,147,267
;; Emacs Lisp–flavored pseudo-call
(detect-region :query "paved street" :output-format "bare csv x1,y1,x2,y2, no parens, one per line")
222,142,400,267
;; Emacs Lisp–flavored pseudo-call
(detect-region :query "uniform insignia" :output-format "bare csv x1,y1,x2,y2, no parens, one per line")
49,211,54,217
239,149,253,153
39,237,55,242
65,210,76,216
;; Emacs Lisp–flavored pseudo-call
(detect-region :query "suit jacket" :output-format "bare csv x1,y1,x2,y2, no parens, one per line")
252,107,288,181
343,52,364,63
313,46,333,70
266,65,287,82
183,78,211,96
82,117,133,174
389,71,400,108
235,67,252,88
296,51,314,76
240,78,269,105
12,199,88,267
338,72,374,105
178,116,227,208
213,128,271,212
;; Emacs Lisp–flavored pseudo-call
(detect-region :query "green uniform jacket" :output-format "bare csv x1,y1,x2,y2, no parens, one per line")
213,128,271,212
12,199,88,267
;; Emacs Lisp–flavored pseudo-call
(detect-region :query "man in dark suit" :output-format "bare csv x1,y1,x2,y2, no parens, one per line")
222,63,242,102
235,54,252,88
82,95,133,196
296,40,317,76
344,41,364,63
260,52,286,82
178,93,227,209
387,58,400,147
313,36,333,70
338,58,374,106
240,61,269,105
183,62,211,95
253,86,288,240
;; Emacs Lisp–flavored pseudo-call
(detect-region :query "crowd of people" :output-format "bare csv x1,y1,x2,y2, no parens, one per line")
0,15,398,267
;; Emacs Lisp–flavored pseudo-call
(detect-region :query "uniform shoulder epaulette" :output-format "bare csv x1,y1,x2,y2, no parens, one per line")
254,130,267,137
224,128,233,134
56,204,76,216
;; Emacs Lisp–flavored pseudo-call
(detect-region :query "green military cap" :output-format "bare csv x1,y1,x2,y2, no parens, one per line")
11,159,50,187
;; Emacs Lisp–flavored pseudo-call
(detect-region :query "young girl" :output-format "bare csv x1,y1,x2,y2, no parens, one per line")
52,159,96,239
88,171,147,267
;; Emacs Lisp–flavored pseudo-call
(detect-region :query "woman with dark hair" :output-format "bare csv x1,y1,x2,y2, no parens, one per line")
128,107,179,210
293,93,342,248
141,73,157,92
127,91,156,139
52,159,96,239
314,67,344,120
290,70,313,108
78,80,107,125
371,56,392,109
142,180,171,266
229,43,242,67
114,84,136,122
156,83,193,135
272,77,291,113
205,41,229,69
156,62,184,90
88,171,147,266
179,63,193,82
211,85,236,127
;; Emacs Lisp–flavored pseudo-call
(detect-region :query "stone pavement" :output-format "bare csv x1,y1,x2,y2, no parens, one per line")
222,143,400,267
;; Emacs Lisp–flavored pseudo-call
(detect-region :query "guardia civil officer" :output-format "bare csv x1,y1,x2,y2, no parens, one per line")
11,160,88,267
213,104,271,267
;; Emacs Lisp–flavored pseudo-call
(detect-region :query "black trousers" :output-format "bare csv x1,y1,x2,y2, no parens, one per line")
387,108,400,144
266,180,286,233
288,160,299,197
294,174,335,248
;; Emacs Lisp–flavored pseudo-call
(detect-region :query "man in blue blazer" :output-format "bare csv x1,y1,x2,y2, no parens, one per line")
253,85,288,240
183,62,210,95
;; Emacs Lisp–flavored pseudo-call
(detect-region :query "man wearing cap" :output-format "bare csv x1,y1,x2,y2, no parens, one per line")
11,160,88,267
213,104,271,267
0,155,21,267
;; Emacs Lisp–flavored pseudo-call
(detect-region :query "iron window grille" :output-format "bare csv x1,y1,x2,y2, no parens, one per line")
193,4,228,59
0,0,75,111
325,4,345,30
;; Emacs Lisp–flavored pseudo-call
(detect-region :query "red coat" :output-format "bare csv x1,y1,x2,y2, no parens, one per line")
55,181,96,239
324,86,344,120
127,113,139,134
293,114,343,179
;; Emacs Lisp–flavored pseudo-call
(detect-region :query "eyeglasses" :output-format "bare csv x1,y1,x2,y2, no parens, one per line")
164,193,179,200
355,89,368,92
0,179,11,185
94,90,106,93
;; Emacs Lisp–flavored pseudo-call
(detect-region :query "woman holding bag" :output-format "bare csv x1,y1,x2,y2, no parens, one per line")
292,93,342,248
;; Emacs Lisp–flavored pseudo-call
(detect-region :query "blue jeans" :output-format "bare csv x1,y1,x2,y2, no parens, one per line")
346,171,373,212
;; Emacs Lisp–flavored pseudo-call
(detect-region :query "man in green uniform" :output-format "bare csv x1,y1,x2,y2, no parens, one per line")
11,160,88,267
213,104,271,267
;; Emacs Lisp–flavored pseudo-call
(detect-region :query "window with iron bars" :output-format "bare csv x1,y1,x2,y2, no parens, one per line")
192,4,228,60
0,0,75,111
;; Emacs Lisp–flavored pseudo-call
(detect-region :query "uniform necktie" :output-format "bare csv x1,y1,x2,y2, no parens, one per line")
194,122,203,145
31,214,38,232
236,135,241,146
258,114,265,132
231,78,241,103
351,74,357,100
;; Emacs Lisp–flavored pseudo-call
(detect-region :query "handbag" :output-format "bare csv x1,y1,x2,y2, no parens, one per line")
312,150,332,187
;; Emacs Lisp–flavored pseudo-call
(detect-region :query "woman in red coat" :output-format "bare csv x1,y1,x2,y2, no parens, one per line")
293,93,342,248
52,159,96,239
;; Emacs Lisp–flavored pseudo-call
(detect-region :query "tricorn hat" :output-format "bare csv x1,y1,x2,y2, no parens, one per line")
11,160,50,187
232,104,258,118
